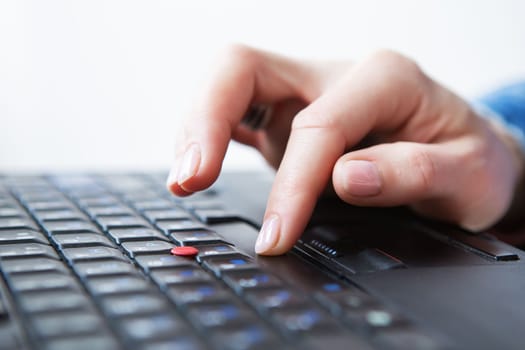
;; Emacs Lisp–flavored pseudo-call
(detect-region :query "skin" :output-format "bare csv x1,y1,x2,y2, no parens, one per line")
167,45,525,256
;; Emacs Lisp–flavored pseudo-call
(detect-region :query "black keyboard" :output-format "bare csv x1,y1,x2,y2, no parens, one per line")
0,173,447,350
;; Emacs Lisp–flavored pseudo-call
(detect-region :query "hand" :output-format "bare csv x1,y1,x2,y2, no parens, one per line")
167,45,525,255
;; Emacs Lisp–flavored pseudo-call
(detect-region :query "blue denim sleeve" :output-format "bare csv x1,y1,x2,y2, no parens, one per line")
474,81,525,150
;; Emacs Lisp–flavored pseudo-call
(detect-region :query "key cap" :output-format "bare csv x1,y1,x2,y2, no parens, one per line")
8,272,78,292
0,230,49,245
87,275,151,295
193,209,240,224
0,243,59,260
134,254,195,274
101,293,171,317
52,233,115,248
44,220,100,235
1,258,68,274
150,267,211,287
62,246,126,262
36,209,85,222
134,337,206,350
74,260,136,278
26,200,72,211
374,326,442,350
222,269,283,294
157,220,206,234
271,305,342,335
43,334,119,350
201,254,256,277
169,230,227,246
167,282,231,306
143,209,190,223
0,207,24,218
121,240,173,258
31,311,105,338
186,302,257,330
86,205,132,218
132,199,176,211
118,313,189,342
210,324,283,350
195,244,238,260
0,218,38,231
76,196,119,208
18,290,91,313
107,228,168,244
245,288,309,312
96,216,149,232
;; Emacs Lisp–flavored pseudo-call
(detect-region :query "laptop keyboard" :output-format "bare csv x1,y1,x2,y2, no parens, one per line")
0,174,444,350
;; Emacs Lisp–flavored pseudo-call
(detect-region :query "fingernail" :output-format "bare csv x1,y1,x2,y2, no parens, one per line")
343,160,381,196
177,143,201,185
166,162,179,188
255,214,280,254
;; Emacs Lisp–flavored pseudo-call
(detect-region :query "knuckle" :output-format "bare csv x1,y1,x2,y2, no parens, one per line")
406,146,436,193
365,49,424,81
220,44,261,70
291,109,337,131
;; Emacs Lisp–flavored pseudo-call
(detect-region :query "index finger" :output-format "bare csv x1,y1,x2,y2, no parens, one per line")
256,51,430,255
166,45,322,195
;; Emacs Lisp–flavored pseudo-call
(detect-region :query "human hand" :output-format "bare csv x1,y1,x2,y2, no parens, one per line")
167,45,525,255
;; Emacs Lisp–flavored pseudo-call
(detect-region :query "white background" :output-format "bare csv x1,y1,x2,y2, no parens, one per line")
1,0,524,172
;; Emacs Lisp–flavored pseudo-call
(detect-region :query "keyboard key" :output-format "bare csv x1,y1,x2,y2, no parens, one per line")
8,272,78,292
44,220,100,235
210,324,283,350
107,228,168,244
167,282,231,306
193,208,240,224
132,199,176,211
170,230,227,246
1,258,68,274
32,311,105,338
270,305,341,335
157,220,206,234
26,200,72,211
0,230,49,245
87,205,132,218
18,290,91,313
118,313,189,342
195,243,238,260
101,293,172,317
201,254,256,277
74,260,136,278
343,308,406,330
43,334,119,350
374,326,442,350
96,216,150,231
0,243,59,260
52,233,115,248
135,336,206,350
36,209,85,222
76,196,119,208
143,209,190,223
0,218,38,231
186,302,257,329
87,275,151,295
62,246,126,262
245,288,309,311
187,302,256,330
222,269,283,294
0,207,24,218
150,267,211,287
121,240,173,258
134,254,195,273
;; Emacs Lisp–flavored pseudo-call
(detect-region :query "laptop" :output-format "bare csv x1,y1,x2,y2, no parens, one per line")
0,170,523,350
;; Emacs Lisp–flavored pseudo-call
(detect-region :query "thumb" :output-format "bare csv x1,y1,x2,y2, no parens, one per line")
331,139,512,230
